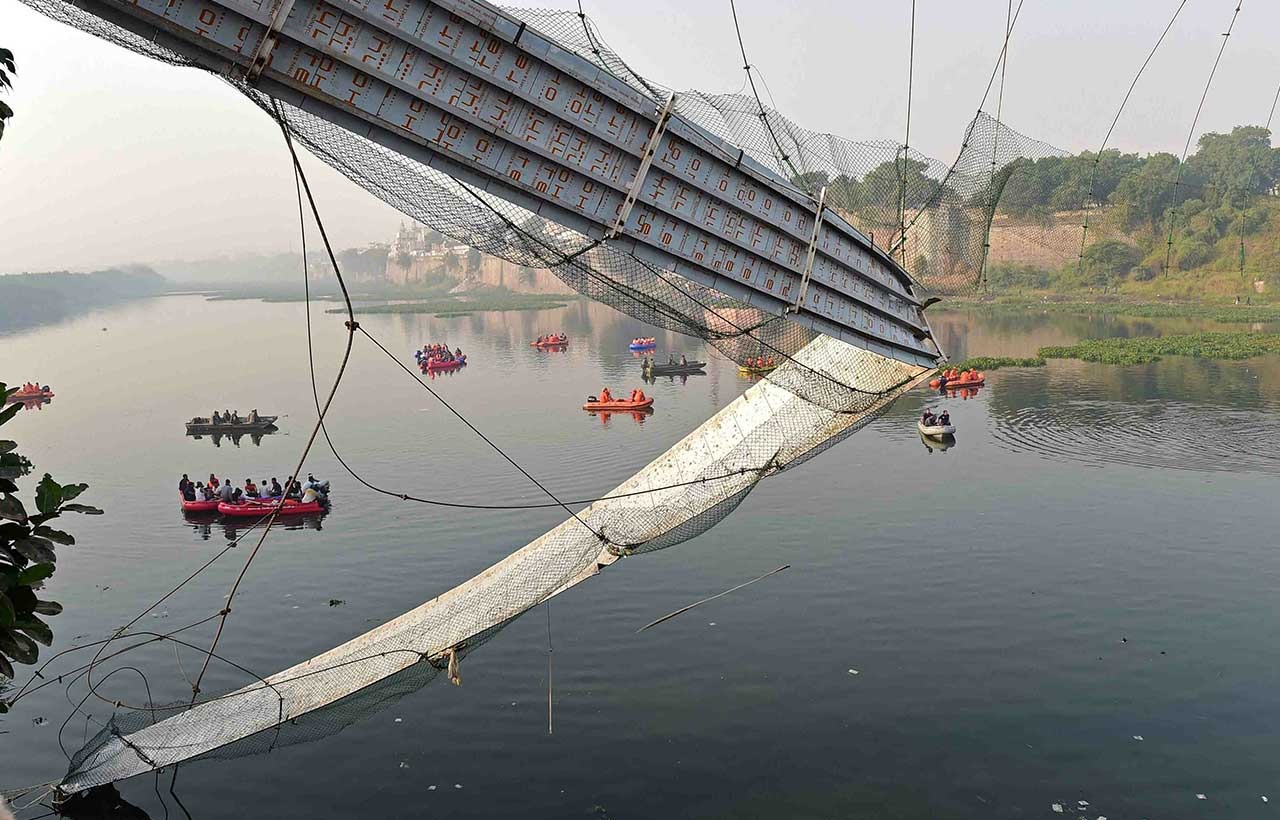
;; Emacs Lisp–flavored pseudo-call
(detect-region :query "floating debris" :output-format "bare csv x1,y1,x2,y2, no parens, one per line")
394,718,402,723
399,762,409,769
427,785,436,791
328,599,345,607
1132,735,1144,741
1051,804,1064,813
1196,794,1206,800
848,669,860,676
32,716,48,726
454,784,462,790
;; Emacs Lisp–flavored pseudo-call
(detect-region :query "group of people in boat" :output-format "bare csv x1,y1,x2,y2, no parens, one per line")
920,408,951,428
937,368,981,386
595,386,648,405
179,473,329,505
535,333,568,345
744,356,776,369
630,337,656,347
207,409,264,425
17,382,49,394
415,343,465,366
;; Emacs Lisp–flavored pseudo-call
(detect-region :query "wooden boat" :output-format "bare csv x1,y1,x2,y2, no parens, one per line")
917,420,956,439
644,360,707,377
583,397,654,412
185,415,278,434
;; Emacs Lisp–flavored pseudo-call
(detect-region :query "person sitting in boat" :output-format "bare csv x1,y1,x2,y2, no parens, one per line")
211,411,221,425
921,409,936,426
179,474,192,497
285,476,302,499
668,354,677,365
269,477,283,498
248,409,259,424
218,479,236,503
599,387,613,403
938,410,950,426
208,473,219,489
244,478,259,499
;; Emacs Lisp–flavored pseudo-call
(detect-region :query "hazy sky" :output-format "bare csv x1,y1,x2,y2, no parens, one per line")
1,0,1277,273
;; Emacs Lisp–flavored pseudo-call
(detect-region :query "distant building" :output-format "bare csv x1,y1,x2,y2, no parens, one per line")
384,222,573,294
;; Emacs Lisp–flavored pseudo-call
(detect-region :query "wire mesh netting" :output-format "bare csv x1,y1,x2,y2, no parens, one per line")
12,0,1068,793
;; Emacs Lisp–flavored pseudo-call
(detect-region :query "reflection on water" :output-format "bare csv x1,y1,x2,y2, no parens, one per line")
985,364,1280,475
186,430,277,447
182,510,328,540
918,430,956,454
4,296,1280,820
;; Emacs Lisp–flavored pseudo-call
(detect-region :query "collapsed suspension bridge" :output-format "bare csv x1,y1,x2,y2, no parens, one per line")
9,0,1061,795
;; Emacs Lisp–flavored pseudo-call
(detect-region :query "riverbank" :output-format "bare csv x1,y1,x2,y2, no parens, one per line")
326,291,573,317
943,332,1280,371
935,297,1280,324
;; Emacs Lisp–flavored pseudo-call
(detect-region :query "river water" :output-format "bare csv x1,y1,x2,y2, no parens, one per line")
2,296,1279,818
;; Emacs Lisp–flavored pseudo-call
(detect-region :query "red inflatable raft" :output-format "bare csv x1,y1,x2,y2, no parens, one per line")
5,388,54,403
531,338,568,348
217,499,326,517
930,377,985,390
583,397,654,412
179,494,220,513
422,356,467,372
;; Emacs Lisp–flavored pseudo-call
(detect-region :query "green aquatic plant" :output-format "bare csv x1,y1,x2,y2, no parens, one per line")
938,356,1046,373
1039,332,1280,365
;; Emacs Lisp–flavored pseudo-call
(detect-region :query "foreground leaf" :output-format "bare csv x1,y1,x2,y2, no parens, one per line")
0,627,37,664
33,526,74,546
0,494,27,523
17,562,54,586
33,600,63,616
12,536,56,564
35,474,63,516
16,616,52,646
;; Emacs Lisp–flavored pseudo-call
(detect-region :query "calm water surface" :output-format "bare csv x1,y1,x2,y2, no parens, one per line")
2,297,1279,819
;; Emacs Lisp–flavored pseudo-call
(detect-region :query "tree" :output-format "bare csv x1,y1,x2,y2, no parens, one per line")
1,382,102,692
1082,239,1143,281
0,48,14,141
1185,126,1280,208
1110,152,1182,229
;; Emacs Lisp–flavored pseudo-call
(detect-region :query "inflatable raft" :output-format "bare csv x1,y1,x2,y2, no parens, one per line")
422,355,467,372
628,339,657,350
5,387,54,403
929,373,985,390
217,499,326,517
737,364,777,376
179,495,221,513
917,420,956,439
583,397,654,412
531,338,568,348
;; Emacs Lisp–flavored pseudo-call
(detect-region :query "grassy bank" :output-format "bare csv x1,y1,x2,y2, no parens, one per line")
203,281,453,303
937,299,1280,324
326,291,572,317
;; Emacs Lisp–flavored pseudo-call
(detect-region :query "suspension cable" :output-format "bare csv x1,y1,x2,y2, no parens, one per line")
1077,0,1191,282
1164,0,1244,275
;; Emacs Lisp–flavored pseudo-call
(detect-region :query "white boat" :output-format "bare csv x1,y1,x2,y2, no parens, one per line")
917,420,956,439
